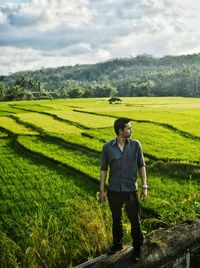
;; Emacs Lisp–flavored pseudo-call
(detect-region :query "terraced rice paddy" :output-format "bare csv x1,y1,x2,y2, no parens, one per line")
0,97,199,267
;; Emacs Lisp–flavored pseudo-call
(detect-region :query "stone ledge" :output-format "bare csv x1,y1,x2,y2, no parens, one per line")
76,219,200,268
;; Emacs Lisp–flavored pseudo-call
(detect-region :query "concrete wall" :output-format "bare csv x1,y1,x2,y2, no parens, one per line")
76,219,200,268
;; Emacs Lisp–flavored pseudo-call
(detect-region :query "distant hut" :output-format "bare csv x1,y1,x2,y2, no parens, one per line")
108,97,122,104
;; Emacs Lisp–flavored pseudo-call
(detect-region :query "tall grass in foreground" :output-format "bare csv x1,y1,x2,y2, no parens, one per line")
0,138,111,267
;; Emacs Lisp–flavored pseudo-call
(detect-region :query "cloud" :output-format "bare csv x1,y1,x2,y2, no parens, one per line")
0,0,200,75
0,45,111,75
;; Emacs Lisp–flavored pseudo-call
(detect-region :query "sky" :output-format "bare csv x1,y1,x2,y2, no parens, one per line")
0,0,200,75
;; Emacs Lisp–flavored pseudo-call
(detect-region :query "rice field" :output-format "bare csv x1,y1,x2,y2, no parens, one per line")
15,112,82,134
0,97,199,267
85,122,200,162
0,116,38,135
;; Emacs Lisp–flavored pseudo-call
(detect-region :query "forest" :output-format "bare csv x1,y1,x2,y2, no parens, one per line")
0,53,200,101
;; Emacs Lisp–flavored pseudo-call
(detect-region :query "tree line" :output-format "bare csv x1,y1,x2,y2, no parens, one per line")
1,53,200,101
0,76,118,101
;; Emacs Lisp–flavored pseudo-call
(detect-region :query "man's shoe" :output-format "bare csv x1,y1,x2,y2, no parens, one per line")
131,248,141,263
107,244,123,255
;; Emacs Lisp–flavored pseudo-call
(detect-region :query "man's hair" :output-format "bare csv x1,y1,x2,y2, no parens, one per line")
114,118,131,135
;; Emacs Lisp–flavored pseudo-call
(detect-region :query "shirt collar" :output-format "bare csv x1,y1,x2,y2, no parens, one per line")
112,138,130,145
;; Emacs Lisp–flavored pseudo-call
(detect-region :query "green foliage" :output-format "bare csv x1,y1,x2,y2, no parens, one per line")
2,54,200,101
93,84,119,97
0,231,21,267
0,80,7,101
67,87,84,98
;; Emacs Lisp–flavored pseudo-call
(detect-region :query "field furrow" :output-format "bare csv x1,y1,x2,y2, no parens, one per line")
73,109,200,140
0,97,199,267
16,135,100,180
0,116,38,135
0,138,110,266
85,123,200,163
14,112,82,134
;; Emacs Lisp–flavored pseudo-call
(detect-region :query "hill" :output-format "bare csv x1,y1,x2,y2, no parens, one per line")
1,53,200,100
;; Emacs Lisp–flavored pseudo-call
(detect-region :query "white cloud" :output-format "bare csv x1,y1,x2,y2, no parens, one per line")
0,0,199,75
0,45,111,75
0,8,7,23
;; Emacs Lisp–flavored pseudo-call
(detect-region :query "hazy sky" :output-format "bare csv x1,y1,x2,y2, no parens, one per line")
0,0,200,75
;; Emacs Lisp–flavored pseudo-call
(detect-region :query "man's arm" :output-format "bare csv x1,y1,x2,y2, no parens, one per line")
99,170,107,202
139,166,147,200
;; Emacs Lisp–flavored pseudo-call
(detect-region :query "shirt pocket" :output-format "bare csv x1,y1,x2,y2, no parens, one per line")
108,147,121,164
126,151,138,174
126,149,136,163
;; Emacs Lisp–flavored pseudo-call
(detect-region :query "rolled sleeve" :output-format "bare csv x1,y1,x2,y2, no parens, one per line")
137,141,146,168
100,144,109,170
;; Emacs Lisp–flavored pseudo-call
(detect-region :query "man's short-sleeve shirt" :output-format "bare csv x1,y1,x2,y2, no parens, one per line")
100,138,145,192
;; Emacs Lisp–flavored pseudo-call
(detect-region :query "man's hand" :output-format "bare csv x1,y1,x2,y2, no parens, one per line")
99,170,107,203
139,166,147,201
140,188,147,201
98,191,107,203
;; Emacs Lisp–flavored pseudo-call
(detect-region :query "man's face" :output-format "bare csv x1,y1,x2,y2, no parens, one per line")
120,122,132,138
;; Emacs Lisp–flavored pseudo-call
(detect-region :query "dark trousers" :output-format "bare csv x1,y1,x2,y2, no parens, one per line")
107,190,143,249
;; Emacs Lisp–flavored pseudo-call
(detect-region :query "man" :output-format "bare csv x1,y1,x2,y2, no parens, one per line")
99,118,147,262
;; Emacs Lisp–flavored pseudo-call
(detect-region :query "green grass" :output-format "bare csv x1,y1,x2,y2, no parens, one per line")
85,122,200,162
0,138,111,267
0,110,13,116
46,109,114,128
15,112,82,134
76,97,200,138
0,131,8,137
50,132,104,153
10,104,54,112
17,135,100,180
93,109,200,138
0,97,199,267
141,173,200,231
0,107,23,114
16,135,200,229
0,116,38,135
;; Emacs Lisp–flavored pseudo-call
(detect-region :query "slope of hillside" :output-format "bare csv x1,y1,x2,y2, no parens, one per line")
2,54,200,98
